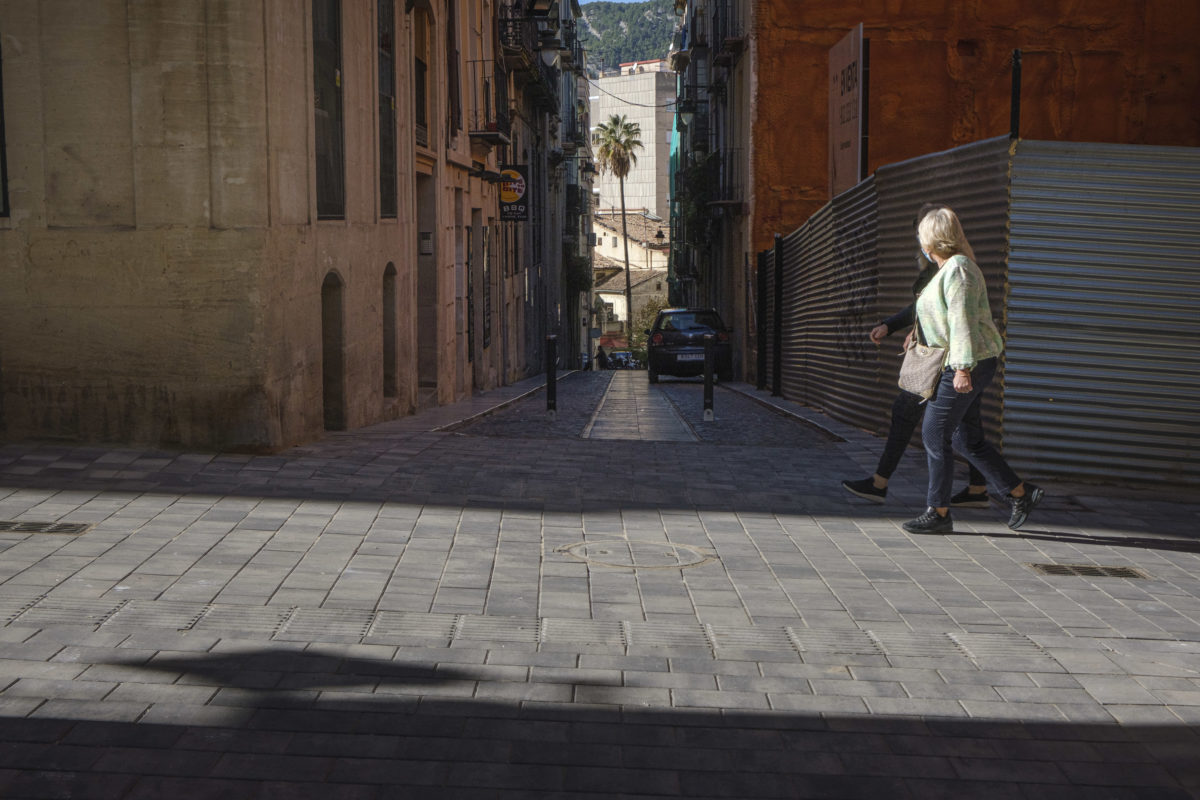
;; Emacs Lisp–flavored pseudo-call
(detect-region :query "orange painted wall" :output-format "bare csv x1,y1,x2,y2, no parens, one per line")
753,0,1200,250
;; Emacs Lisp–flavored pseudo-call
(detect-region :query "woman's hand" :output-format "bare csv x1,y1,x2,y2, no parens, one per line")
954,369,972,393
869,324,889,345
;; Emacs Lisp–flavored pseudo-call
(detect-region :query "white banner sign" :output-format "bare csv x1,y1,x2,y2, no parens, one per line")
829,24,863,198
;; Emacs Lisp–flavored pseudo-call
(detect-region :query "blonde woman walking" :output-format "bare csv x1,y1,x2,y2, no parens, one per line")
902,207,1043,534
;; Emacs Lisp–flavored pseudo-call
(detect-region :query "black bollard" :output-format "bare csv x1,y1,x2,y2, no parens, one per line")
546,335,557,419
703,334,714,422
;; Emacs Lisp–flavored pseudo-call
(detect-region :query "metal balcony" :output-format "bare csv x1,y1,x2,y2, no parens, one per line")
499,5,537,70
712,0,745,66
558,19,585,73
710,147,744,211
468,60,511,146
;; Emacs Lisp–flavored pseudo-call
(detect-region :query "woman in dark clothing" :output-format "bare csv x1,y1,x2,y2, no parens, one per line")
843,207,988,507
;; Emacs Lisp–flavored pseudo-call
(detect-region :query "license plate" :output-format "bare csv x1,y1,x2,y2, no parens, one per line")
677,353,704,361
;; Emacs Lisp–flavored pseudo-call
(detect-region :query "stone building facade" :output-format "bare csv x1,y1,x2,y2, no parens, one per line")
0,0,590,451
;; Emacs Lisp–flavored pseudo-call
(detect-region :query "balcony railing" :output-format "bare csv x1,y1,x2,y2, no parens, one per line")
712,0,745,65
499,4,537,69
711,147,744,207
531,55,560,111
497,3,559,111
468,60,511,145
566,184,583,216
558,19,584,73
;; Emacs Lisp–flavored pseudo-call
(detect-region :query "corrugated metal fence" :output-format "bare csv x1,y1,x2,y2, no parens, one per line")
758,136,1200,488
1004,141,1200,486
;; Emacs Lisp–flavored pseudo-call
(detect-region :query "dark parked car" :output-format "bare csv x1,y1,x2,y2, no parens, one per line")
607,350,637,369
646,307,732,383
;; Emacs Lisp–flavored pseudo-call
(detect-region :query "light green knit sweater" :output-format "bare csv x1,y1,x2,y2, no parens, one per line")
914,254,1004,371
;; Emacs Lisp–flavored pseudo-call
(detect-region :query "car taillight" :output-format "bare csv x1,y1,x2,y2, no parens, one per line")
651,333,664,345
717,331,730,342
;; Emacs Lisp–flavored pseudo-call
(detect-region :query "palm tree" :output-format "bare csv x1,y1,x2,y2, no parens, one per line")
593,114,644,342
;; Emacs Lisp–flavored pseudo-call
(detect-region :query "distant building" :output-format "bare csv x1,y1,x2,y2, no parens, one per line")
590,59,674,221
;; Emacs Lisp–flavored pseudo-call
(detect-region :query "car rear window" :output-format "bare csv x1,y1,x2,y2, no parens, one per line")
657,311,724,331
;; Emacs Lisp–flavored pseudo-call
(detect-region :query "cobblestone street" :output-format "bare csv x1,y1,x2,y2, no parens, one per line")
0,371,1197,798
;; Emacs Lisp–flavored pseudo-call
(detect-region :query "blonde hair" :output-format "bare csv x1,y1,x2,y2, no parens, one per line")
918,206,977,262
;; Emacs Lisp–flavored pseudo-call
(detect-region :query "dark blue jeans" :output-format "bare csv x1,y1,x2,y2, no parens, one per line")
878,389,985,485
921,357,1021,508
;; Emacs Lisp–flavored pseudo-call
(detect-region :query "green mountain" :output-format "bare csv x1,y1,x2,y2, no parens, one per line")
579,0,678,75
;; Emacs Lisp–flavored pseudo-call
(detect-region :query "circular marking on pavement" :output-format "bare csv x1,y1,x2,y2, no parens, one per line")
556,539,717,569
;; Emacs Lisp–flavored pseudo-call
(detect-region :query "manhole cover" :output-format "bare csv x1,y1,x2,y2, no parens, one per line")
557,539,716,569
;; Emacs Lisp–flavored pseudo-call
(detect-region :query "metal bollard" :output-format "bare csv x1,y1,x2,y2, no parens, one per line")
546,335,557,420
703,334,714,422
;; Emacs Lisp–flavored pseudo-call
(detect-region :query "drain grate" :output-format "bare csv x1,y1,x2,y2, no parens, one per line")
103,600,210,631
707,624,796,652
868,630,969,659
786,628,882,656
624,620,711,649
950,631,1053,663
0,595,45,624
0,521,90,535
190,604,294,636
276,608,375,641
367,611,458,644
455,615,540,644
15,598,125,627
540,618,626,647
1027,563,1148,579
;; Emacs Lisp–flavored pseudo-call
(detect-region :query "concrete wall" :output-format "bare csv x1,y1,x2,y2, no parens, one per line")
591,67,674,220
752,0,1200,251
1,1,292,449
0,0,514,451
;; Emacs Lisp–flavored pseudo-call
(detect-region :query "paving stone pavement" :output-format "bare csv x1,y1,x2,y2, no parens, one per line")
0,371,1198,798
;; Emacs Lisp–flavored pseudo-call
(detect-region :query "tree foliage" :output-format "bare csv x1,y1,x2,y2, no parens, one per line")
592,114,644,182
630,296,670,363
579,0,676,74
563,247,592,297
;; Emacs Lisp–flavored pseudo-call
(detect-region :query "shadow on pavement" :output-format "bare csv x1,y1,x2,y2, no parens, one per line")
0,648,1196,798
981,529,1200,555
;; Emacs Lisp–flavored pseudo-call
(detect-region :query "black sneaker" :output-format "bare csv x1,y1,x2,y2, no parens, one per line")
903,508,954,534
950,487,990,508
842,477,886,504
1007,483,1044,530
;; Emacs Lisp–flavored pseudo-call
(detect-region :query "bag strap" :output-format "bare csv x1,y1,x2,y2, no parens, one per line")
912,317,927,347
